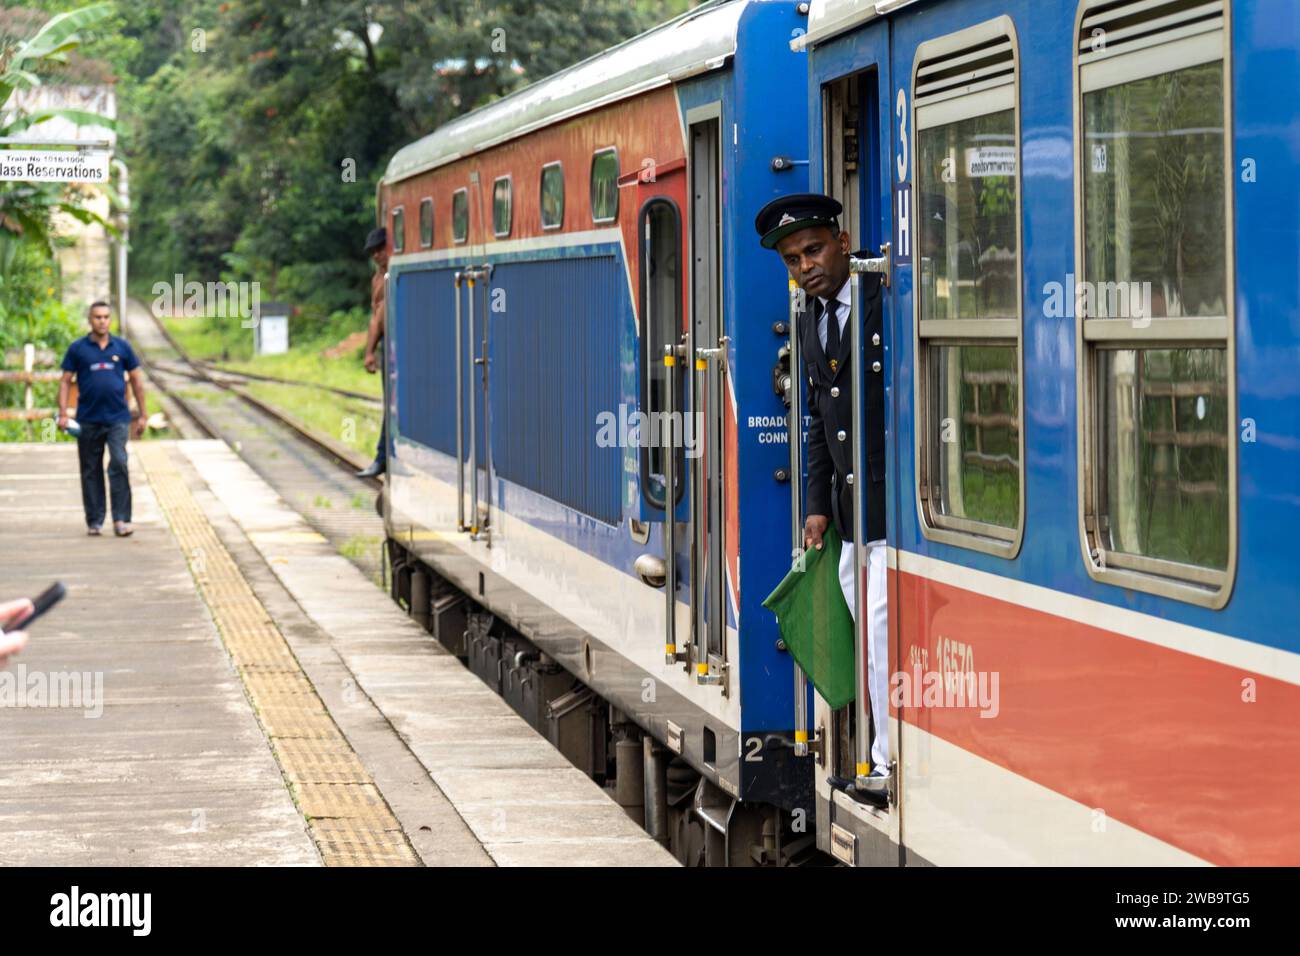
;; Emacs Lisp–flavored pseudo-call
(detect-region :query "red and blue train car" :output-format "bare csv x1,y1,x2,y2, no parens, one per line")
381,0,1300,865
799,0,1300,864
380,0,819,863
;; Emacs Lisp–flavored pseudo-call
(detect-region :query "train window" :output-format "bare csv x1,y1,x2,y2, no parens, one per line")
391,206,405,254
452,188,468,244
1074,0,1234,606
419,198,433,248
638,197,683,510
912,17,1024,556
492,175,512,238
540,161,564,230
590,147,619,224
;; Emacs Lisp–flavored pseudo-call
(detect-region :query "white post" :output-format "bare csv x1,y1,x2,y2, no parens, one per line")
23,343,34,412
112,158,129,336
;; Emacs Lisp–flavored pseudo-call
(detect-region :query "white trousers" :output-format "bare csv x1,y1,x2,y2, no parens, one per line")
838,538,891,774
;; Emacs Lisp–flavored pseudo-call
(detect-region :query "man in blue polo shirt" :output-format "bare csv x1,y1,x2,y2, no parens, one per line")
57,301,148,536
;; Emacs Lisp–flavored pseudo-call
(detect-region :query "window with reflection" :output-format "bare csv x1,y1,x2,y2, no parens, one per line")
1083,62,1226,320
1094,347,1229,570
492,176,512,237
913,23,1023,553
917,111,1019,322
590,148,619,224
638,198,682,509
452,188,468,243
419,198,433,248
926,344,1020,530
391,207,404,253
1076,1,1233,601
540,162,564,230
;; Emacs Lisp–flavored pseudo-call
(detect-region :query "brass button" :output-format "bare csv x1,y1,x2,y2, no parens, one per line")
836,430,846,442
846,473,854,485
830,386,840,398
872,360,882,373
872,332,881,346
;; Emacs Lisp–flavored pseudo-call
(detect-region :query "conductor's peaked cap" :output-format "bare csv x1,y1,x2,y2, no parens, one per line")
755,193,843,249
363,226,387,254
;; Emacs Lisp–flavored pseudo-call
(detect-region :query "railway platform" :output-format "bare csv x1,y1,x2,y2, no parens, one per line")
0,440,675,867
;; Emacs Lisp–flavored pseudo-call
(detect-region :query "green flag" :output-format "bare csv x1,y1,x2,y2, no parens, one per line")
762,526,856,710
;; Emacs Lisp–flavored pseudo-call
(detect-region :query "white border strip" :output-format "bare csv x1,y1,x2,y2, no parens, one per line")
389,228,624,267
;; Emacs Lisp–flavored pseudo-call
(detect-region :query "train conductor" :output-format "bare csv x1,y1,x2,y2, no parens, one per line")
756,193,890,797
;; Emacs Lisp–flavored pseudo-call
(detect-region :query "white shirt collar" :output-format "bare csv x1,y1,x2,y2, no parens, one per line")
818,277,852,315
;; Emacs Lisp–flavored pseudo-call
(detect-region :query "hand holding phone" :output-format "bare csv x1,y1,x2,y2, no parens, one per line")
0,584,63,667
0,582,65,634
22,582,66,629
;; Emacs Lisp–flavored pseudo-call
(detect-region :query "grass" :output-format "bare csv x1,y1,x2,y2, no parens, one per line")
157,306,385,458
139,390,174,442
161,308,380,398
224,350,380,396
339,534,381,562
242,382,381,459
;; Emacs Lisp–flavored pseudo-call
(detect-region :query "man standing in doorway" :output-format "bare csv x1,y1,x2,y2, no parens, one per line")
357,226,389,478
756,193,890,799
57,301,147,536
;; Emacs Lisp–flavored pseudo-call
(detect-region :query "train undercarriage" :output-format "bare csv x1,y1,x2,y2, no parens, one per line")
384,537,826,867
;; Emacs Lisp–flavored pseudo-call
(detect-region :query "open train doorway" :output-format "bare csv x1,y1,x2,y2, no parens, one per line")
816,59,901,864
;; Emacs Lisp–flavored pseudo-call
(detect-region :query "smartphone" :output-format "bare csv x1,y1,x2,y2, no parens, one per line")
15,581,66,630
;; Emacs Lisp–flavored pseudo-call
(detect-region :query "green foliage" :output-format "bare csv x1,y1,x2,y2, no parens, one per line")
0,2,114,106
0,290,82,442
0,2,117,253
0,0,116,411
33,0,695,316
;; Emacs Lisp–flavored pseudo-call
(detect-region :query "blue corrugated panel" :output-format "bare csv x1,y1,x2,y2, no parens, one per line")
489,256,622,526
394,268,459,455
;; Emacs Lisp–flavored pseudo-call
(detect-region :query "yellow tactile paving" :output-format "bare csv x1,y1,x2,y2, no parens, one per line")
136,443,419,867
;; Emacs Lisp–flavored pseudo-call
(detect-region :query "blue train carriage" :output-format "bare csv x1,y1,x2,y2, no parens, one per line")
797,0,1300,865
378,0,826,864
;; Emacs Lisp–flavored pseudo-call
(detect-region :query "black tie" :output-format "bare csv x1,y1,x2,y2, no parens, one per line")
825,300,841,362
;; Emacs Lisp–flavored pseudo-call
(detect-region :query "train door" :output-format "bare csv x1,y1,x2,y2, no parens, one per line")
686,107,729,693
816,30,903,864
448,176,490,540
631,159,689,665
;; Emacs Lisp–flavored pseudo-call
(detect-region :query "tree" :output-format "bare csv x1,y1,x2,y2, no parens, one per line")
22,0,697,315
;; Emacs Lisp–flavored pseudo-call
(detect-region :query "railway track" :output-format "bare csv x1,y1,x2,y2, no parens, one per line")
192,358,381,404
136,306,379,482
131,301,388,585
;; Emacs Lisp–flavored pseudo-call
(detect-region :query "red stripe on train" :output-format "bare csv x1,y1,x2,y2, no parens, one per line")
892,569,1300,866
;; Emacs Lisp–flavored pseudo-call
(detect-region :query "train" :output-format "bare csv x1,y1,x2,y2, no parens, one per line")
377,0,1300,866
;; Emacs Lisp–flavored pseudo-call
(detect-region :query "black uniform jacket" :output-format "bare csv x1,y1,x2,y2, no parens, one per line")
800,268,886,544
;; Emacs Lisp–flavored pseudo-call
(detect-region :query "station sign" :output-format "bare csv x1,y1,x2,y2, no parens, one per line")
0,150,110,183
